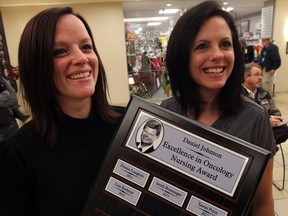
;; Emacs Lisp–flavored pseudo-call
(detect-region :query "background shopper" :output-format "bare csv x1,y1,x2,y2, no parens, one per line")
0,73,28,141
259,37,281,95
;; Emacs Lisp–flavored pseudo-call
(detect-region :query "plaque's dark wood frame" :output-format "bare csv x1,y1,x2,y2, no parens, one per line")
81,96,271,216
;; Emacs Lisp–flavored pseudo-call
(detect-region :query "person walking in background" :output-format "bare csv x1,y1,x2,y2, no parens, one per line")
239,37,248,63
242,62,288,145
1,60,18,92
0,7,124,215
141,51,151,72
160,1,275,215
0,73,29,141
259,37,281,95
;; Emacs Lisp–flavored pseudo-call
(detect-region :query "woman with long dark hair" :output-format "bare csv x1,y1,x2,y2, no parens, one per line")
161,1,275,215
0,7,124,215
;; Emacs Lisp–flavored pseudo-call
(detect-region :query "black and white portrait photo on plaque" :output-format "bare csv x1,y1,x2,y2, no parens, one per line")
135,119,163,153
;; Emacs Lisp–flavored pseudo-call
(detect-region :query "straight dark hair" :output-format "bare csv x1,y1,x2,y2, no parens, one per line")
19,7,120,145
166,1,244,118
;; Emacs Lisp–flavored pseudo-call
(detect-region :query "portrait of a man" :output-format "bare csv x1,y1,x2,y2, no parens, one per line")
136,119,163,153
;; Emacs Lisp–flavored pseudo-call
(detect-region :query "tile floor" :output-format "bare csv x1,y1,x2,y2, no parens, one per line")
149,90,288,215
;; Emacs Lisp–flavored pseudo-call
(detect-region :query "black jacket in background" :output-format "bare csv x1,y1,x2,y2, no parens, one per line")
259,42,281,71
0,76,17,128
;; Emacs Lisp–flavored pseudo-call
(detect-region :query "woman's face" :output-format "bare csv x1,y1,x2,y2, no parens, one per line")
189,16,234,94
53,14,98,106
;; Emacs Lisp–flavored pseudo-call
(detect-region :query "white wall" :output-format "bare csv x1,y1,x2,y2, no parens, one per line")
1,2,130,105
273,0,288,93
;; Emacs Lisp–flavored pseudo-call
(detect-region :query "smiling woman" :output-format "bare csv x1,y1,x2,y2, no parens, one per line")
53,14,98,114
0,6,125,216
189,16,234,98
160,1,275,215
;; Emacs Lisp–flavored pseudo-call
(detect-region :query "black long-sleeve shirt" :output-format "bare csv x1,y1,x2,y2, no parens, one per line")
0,108,124,216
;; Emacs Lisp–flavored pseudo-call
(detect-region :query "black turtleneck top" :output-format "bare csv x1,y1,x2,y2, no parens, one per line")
0,108,124,216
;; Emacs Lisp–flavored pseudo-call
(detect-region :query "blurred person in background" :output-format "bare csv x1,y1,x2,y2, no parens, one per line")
259,37,281,95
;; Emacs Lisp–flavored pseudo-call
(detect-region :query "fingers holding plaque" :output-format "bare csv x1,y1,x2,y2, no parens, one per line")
81,96,271,216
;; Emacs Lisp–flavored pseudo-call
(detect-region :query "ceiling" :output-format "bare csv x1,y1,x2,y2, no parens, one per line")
123,0,267,33
0,0,268,33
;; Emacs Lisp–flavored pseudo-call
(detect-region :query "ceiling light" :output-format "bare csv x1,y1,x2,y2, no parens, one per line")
147,22,161,26
166,4,172,7
223,2,228,5
226,7,234,12
222,7,234,12
124,17,168,22
159,9,179,14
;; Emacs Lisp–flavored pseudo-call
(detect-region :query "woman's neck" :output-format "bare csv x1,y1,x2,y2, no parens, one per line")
188,104,220,126
57,97,92,119
188,89,220,126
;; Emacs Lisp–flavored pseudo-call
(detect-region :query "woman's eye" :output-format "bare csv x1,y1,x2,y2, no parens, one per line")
53,48,67,57
82,43,93,51
221,41,232,49
195,43,207,51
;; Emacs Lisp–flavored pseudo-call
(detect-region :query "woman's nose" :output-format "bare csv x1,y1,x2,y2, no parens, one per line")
72,49,88,65
209,47,224,61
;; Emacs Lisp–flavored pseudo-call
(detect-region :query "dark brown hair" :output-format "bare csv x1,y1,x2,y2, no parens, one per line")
19,7,120,145
166,1,244,118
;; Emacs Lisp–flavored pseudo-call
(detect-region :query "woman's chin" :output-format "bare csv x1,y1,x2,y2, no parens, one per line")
76,88,95,98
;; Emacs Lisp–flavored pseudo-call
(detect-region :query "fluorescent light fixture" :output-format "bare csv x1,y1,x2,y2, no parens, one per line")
124,17,168,22
222,7,234,12
223,2,228,5
226,7,234,12
166,4,172,7
159,9,179,14
147,22,161,26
